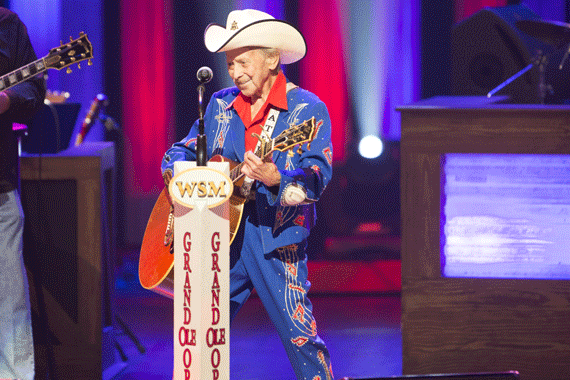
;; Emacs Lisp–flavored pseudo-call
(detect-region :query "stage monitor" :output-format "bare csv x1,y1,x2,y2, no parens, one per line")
22,102,81,154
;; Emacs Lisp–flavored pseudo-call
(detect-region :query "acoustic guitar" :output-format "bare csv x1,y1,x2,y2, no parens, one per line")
1,33,92,92
138,117,317,298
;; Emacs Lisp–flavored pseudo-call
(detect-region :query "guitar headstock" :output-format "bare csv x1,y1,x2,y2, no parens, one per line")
273,117,317,152
44,32,93,72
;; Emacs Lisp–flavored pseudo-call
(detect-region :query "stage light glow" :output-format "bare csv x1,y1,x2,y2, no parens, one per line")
348,0,420,143
358,135,383,159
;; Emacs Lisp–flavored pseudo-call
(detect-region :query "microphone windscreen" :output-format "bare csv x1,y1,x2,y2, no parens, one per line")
197,66,213,84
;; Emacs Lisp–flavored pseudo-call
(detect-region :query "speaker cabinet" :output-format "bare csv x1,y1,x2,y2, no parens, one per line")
451,5,550,103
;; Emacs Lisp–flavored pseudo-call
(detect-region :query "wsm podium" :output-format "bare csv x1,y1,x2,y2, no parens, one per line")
140,161,233,380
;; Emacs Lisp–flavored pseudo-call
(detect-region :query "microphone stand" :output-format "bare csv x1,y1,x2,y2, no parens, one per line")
559,42,570,70
196,83,207,166
487,51,551,104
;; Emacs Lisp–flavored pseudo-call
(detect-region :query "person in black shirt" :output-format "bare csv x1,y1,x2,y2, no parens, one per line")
0,7,46,380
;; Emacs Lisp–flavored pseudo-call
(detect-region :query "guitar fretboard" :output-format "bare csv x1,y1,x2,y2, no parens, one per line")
0,58,46,91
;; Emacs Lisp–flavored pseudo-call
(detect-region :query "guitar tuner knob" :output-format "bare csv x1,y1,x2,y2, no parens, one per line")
88,59,92,66
70,36,73,41
297,146,303,155
77,63,81,69
66,67,72,74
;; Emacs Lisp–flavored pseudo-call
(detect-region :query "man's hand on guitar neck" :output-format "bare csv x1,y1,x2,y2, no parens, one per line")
241,150,281,187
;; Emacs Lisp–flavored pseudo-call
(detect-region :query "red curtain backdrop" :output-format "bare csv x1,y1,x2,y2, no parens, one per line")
120,0,174,196
299,0,350,163
455,0,508,22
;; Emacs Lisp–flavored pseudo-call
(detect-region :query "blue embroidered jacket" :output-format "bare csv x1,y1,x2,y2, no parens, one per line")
161,84,333,254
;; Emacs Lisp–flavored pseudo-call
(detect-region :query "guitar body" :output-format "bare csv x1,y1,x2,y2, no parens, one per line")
138,188,175,298
138,118,316,298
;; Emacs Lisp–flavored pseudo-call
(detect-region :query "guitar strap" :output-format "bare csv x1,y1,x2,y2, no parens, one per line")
252,82,297,151
253,107,280,151
241,107,281,198
242,82,298,199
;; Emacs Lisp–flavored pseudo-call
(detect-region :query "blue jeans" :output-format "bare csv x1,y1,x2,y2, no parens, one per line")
0,190,34,380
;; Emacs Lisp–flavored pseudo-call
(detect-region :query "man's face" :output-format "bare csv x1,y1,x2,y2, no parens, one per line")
226,47,275,100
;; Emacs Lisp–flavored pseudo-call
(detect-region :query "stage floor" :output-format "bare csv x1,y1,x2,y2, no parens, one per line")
110,256,402,380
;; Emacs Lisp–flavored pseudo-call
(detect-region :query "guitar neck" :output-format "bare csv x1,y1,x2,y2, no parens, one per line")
0,57,47,92
226,117,315,184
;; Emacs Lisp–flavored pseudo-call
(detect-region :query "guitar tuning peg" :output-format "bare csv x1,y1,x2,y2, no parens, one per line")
288,148,295,157
60,40,63,45
69,36,73,41
66,67,72,74
307,142,311,151
77,63,81,69
88,59,92,66
297,145,303,155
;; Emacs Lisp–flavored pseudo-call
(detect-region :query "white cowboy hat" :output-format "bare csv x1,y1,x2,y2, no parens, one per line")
204,9,307,64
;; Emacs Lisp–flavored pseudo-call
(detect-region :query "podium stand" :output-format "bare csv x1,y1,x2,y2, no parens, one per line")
398,97,570,380
170,161,233,380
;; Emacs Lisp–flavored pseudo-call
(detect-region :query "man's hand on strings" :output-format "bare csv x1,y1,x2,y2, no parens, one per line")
241,150,281,187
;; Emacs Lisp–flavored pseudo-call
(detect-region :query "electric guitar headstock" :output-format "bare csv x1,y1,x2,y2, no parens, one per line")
44,32,93,73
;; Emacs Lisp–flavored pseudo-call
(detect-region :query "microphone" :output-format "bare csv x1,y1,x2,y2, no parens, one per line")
196,67,213,166
75,93,108,146
197,66,213,84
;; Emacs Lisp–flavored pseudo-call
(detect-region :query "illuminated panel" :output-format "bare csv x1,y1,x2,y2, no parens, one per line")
442,153,570,279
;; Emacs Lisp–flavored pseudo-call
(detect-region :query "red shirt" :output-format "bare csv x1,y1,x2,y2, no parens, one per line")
231,71,288,152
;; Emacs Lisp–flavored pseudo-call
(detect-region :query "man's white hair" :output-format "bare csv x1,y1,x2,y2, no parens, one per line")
259,47,281,73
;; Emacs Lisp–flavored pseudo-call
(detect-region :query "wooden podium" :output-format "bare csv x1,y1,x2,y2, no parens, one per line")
20,142,119,379
398,97,570,380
